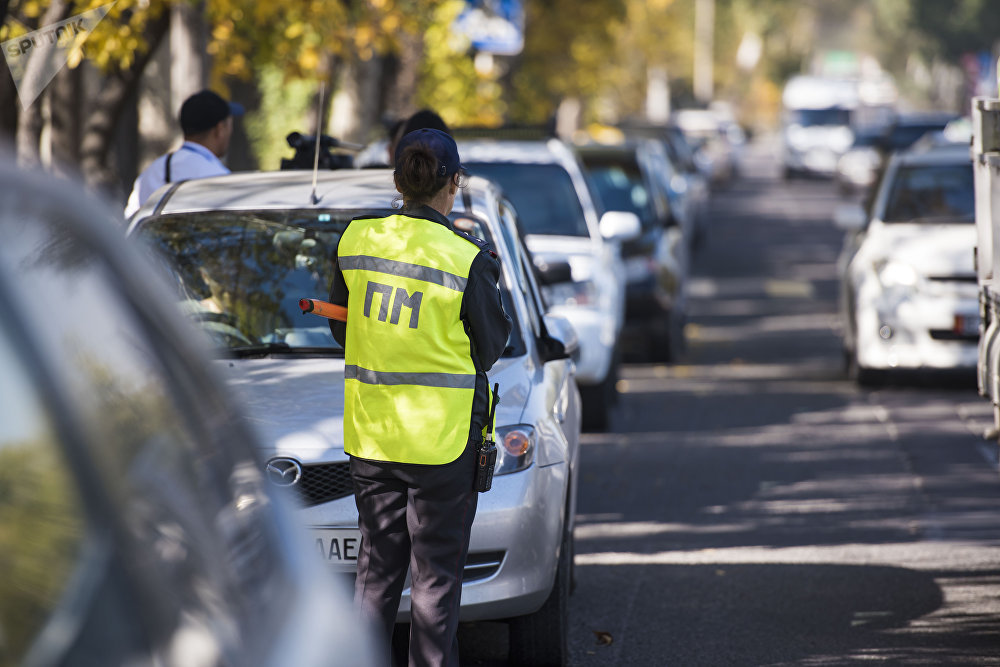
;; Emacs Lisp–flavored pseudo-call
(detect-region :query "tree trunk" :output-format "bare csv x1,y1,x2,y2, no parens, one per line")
50,64,82,176
14,0,70,167
80,9,170,192
385,31,423,119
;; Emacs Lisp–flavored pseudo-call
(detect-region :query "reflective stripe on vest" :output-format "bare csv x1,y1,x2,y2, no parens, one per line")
338,214,481,464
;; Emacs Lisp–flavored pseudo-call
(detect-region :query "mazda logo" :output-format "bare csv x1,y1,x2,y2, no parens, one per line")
265,457,303,487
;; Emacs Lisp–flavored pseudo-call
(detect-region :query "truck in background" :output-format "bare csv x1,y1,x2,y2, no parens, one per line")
972,96,1000,436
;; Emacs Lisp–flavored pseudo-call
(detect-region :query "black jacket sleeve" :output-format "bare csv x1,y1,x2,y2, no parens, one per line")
462,250,512,372
328,253,348,347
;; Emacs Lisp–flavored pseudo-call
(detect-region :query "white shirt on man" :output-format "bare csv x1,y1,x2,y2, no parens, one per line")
125,141,229,217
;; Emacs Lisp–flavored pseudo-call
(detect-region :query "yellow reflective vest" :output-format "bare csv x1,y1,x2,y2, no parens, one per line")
338,213,483,464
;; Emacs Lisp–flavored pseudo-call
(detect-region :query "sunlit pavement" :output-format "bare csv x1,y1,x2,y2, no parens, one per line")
560,136,1000,666
456,136,1000,666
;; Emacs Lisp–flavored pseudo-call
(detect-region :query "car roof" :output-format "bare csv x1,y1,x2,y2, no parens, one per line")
457,138,575,166
894,141,971,167
892,111,959,127
135,168,499,219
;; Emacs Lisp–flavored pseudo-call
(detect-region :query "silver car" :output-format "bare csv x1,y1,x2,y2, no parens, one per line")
130,169,582,665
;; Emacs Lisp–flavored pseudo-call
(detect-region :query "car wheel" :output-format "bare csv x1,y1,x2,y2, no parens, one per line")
508,525,572,667
846,346,885,388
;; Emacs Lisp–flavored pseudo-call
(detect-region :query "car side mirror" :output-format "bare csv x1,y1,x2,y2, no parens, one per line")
534,259,574,285
833,204,867,231
599,210,642,242
540,313,579,363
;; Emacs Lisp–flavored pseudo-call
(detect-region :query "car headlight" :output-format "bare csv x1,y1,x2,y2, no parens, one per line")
875,260,919,289
543,279,598,307
494,425,535,475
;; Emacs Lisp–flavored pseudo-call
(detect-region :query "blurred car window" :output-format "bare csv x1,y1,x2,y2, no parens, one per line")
583,161,656,228
464,162,590,237
792,107,852,126
884,164,974,223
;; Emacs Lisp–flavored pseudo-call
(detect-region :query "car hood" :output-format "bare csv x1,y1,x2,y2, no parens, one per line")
867,222,975,276
217,356,529,464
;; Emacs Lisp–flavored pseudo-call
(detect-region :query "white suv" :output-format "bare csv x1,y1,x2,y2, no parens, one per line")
459,137,640,430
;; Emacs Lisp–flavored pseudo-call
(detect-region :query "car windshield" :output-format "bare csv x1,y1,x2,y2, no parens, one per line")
137,209,521,356
578,155,656,227
464,162,590,237
792,107,851,127
883,163,974,223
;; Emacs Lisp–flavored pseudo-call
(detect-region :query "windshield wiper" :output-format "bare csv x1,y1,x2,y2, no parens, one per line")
226,342,344,358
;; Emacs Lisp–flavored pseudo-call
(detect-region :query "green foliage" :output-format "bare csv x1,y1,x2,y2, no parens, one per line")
417,0,505,126
244,64,316,171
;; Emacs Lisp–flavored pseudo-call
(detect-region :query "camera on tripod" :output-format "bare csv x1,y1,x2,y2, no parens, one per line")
280,131,357,170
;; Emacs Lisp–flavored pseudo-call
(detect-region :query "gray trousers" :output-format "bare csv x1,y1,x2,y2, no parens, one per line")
350,442,478,667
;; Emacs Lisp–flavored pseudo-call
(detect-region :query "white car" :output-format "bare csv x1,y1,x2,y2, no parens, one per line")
129,169,582,666
458,136,640,430
836,142,978,384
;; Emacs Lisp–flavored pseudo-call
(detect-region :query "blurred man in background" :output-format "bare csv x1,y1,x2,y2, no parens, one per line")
125,90,243,217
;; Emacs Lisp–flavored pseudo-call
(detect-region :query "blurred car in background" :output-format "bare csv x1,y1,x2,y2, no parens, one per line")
837,111,960,195
130,169,583,666
835,141,977,385
835,127,885,193
576,137,688,362
623,122,712,248
0,159,377,666
459,134,640,430
672,107,743,185
781,75,858,179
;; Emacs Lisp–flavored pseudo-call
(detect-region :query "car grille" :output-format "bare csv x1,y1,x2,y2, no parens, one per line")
276,461,355,507
929,329,978,342
927,275,977,283
336,551,506,587
462,551,505,582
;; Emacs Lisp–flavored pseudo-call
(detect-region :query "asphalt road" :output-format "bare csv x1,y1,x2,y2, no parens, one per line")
461,136,1000,666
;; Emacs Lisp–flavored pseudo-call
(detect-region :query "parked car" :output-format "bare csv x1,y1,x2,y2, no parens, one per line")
835,127,885,194
780,75,858,179
575,138,689,362
0,159,377,666
672,107,743,184
458,136,640,430
129,169,583,666
621,122,712,248
838,111,959,196
835,141,977,384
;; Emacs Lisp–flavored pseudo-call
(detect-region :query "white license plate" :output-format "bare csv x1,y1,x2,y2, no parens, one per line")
313,528,362,569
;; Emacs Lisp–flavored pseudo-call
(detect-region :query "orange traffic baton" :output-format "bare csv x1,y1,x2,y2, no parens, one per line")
299,298,348,322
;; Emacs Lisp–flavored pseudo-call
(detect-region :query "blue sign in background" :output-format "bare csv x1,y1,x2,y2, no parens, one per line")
453,0,525,56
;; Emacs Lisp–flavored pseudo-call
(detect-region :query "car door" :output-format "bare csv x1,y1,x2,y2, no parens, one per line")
495,198,581,467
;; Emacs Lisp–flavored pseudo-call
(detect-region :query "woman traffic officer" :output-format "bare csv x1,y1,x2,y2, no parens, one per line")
328,128,511,667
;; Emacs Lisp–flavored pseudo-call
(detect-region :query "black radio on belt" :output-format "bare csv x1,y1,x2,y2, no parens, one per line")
475,383,499,493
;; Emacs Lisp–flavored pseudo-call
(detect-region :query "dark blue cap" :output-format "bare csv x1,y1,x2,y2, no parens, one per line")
394,128,462,177
180,90,244,135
